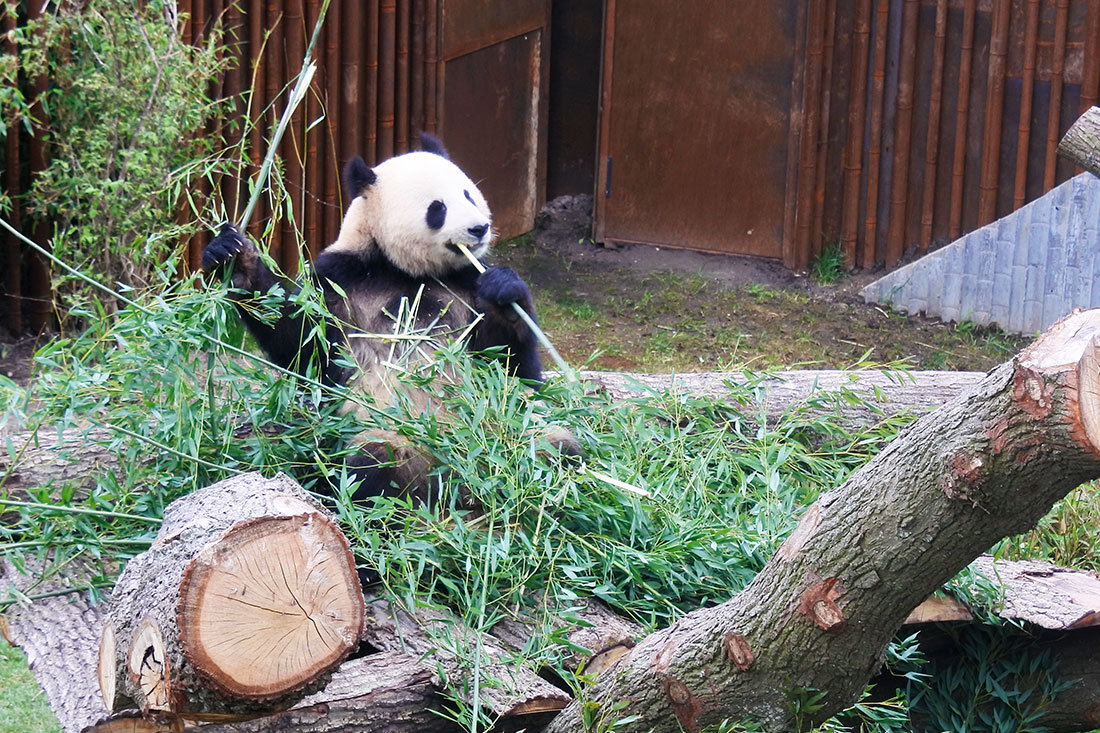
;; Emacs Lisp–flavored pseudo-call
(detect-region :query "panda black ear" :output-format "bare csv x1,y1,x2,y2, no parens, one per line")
419,132,450,159
343,155,377,196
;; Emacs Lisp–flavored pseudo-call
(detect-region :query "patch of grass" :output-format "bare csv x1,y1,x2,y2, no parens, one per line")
0,638,60,733
810,242,846,285
997,482,1100,572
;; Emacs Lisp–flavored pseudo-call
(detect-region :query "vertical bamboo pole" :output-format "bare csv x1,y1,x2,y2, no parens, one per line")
1082,0,1100,112
187,0,206,271
424,0,438,135
811,0,837,262
396,0,410,154
341,2,364,164
264,0,285,263
410,0,425,141
379,0,396,159
364,0,380,162
280,0,304,275
219,0,243,218
182,0,194,48
324,2,342,241
246,0,264,242
1013,0,1040,209
862,0,890,268
841,0,872,268
886,0,919,267
26,0,50,331
795,0,826,271
919,0,948,253
1043,0,1070,192
948,0,977,240
977,0,1009,226
3,7,21,334
304,0,323,256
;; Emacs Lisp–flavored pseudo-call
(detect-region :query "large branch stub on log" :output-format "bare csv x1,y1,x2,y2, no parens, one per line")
98,472,363,718
548,309,1100,733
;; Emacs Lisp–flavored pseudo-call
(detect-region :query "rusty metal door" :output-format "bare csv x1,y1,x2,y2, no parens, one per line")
595,0,799,258
438,0,550,239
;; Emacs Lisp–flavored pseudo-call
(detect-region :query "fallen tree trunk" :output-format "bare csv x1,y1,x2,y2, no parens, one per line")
576,369,984,427
547,310,1100,732
99,473,363,717
0,370,983,514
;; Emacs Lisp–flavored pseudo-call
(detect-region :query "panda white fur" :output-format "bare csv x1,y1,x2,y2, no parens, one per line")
202,134,554,501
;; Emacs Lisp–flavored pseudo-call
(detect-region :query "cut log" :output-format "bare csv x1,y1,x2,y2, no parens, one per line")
547,309,1100,732
99,472,364,717
489,597,644,676
0,370,983,517
85,652,458,733
1059,106,1100,176
575,369,985,427
0,426,118,512
969,555,1100,630
361,597,571,720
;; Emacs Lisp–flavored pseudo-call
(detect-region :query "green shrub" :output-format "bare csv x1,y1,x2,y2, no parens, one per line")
1,0,229,319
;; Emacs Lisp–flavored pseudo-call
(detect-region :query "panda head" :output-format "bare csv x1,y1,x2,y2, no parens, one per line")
328,134,493,278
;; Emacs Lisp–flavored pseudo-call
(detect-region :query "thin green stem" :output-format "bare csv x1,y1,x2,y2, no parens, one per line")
87,419,241,474
239,0,330,228
0,499,162,524
455,243,575,381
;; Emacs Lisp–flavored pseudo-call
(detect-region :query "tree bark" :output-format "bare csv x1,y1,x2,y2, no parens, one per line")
360,597,571,717
547,309,1100,732
1,555,110,733
0,426,118,511
1058,105,1100,176
100,473,363,717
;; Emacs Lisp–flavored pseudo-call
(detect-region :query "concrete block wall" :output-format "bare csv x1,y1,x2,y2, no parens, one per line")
861,173,1100,336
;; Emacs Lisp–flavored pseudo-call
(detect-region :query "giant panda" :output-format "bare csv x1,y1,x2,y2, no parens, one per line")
203,133,565,502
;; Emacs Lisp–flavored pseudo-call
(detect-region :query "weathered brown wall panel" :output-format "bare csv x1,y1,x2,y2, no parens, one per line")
597,1,799,259
441,0,545,60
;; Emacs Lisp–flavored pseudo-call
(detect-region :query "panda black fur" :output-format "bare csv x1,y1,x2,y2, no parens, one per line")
202,134,552,501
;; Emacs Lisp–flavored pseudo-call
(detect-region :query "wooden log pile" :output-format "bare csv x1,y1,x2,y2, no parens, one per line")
11,312,1100,730
2,473,646,732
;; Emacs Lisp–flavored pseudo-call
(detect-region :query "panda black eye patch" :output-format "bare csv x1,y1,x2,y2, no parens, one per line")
426,200,447,230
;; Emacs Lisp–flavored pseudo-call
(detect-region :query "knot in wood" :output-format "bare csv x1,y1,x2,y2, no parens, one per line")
665,677,692,705
812,600,845,630
945,451,984,501
799,577,846,631
663,677,702,732
1012,368,1053,419
724,633,754,671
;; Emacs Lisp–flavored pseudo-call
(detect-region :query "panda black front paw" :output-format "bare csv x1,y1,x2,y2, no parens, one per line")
476,266,532,307
201,223,254,273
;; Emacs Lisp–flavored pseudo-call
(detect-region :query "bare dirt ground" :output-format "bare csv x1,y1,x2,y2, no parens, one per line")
495,195,1028,373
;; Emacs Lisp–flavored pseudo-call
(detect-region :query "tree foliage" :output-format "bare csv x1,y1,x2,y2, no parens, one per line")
1,0,229,317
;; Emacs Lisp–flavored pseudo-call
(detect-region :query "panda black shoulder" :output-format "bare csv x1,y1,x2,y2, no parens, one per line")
312,249,380,289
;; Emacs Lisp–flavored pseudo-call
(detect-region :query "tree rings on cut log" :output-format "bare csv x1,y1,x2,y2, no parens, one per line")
128,618,170,711
178,513,364,699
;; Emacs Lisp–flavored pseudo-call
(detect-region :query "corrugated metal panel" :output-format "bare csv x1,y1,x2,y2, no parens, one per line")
594,0,1100,272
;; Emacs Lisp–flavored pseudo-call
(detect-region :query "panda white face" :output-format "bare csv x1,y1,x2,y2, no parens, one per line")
328,150,493,278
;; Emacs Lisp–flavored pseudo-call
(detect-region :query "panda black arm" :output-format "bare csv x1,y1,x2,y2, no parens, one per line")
202,224,340,382
471,266,543,383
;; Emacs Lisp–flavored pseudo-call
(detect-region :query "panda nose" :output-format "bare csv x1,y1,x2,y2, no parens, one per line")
468,224,489,240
